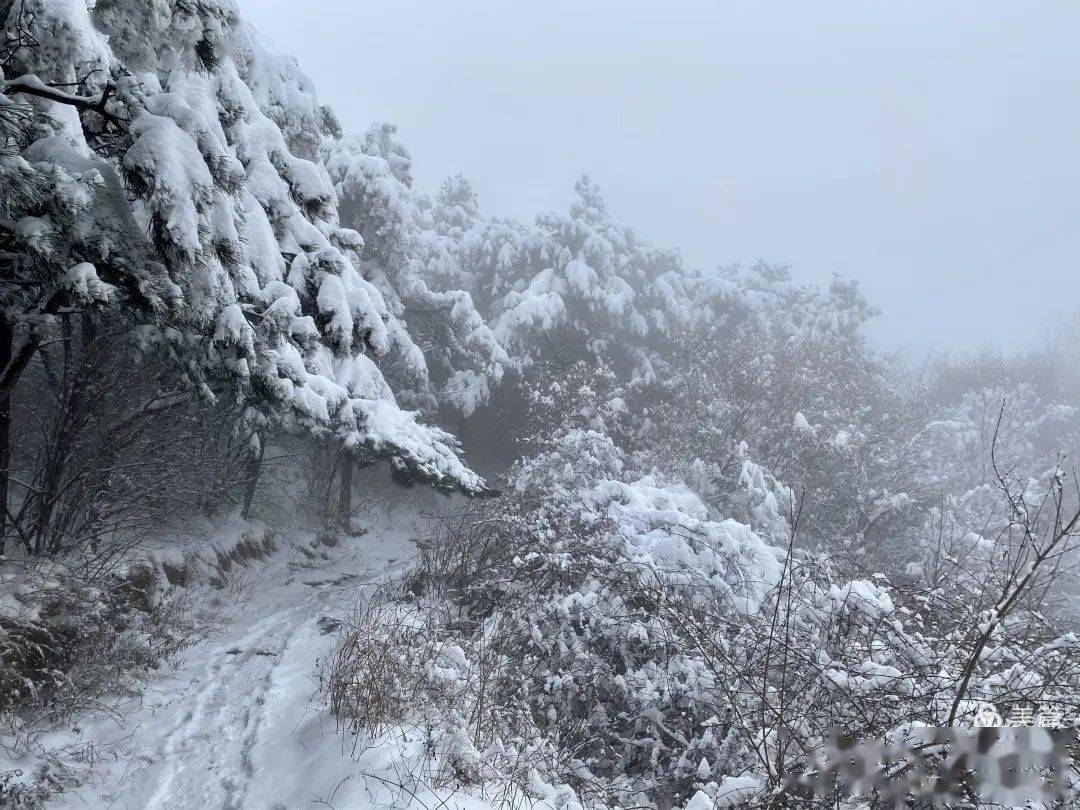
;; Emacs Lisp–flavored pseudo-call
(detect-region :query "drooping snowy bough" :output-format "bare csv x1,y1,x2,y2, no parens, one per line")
0,0,483,491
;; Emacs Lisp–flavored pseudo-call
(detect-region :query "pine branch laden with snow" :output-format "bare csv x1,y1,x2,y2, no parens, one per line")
0,0,483,492
417,174,693,383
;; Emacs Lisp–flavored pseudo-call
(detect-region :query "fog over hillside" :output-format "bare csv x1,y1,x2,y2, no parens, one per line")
245,0,1080,357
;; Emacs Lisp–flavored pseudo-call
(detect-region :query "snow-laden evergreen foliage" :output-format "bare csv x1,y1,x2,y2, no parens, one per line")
418,176,877,390
324,126,509,415
0,0,482,490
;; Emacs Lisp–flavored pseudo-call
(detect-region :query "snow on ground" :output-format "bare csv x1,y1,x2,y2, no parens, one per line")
5,491,494,810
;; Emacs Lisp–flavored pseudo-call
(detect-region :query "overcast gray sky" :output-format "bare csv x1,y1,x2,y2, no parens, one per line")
245,0,1079,357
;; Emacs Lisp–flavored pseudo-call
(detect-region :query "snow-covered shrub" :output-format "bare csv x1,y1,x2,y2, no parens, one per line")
0,556,195,748
323,373,777,806
639,319,924,558
391,486,1079,807
328,358,1080,808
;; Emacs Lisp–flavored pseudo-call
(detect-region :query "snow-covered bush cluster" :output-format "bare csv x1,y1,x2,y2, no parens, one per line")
331,357,1080,808
1,0,1078,807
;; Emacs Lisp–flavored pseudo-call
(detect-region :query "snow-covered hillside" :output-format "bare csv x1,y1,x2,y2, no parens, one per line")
2,1,1079,808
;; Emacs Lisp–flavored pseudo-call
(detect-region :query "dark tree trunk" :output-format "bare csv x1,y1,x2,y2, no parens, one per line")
0,315,11,557
33,317,74,555
34,315,94,555
240,436,264,520
337,452,353,532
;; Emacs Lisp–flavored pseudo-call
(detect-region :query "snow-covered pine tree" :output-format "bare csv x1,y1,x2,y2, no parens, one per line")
421,174,696,384
324,125,509,417
679,260,877,348
0,0,484,498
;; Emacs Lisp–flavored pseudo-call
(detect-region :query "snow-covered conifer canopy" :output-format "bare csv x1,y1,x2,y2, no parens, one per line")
0,0,484,491
0,0,883,492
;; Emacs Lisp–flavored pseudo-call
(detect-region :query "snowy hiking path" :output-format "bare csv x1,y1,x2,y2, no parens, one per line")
44,525,418,810
139,606,310,810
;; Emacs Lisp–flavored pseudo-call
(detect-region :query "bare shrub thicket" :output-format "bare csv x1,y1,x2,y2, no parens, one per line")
0,314,259,745
318,569,540,797
322,594,438,741
3,315,257,561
